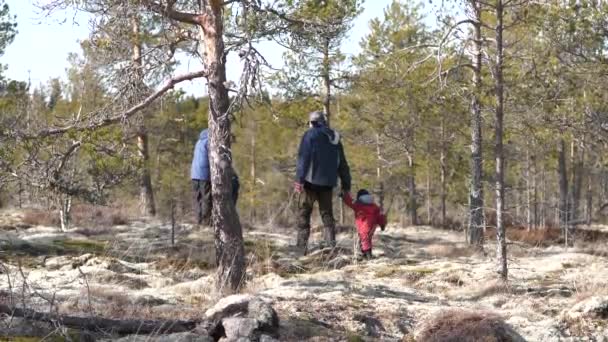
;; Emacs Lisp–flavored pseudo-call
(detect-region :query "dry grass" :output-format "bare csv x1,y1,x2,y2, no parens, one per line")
21,204,130,231
61,286,201,322
154,244,216,273
575,241,608,257
462,280,514,301
425,244,474,258
571,275,608,303
415,309,524,342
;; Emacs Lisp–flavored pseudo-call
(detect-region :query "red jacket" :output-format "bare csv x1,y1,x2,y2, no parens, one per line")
343,193,387,234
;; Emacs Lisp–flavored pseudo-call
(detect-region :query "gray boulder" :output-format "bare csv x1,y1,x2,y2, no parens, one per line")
202,294,280,342
565,296,608,320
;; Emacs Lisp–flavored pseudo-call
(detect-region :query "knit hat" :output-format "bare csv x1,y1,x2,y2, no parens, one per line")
356,189,370,199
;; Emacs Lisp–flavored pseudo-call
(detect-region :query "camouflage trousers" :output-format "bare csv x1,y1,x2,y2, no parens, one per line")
296,188,336,254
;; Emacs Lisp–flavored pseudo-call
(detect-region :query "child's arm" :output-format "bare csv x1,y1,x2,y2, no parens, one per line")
342,192,356,209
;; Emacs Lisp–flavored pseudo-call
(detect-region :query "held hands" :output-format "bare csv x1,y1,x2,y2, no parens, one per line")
337,190,350,199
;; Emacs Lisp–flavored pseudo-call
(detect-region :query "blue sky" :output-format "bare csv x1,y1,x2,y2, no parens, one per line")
2,0,436,95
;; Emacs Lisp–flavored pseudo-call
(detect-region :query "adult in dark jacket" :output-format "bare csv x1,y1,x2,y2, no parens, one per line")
191,129,239,225
294,111,351,254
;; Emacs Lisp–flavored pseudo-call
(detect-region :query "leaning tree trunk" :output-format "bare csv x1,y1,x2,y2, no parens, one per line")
202,0,245,293
132,14,156,217
494,0,507,280
467,0,485,248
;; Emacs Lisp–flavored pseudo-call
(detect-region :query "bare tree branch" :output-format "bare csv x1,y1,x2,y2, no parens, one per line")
25,69,208,139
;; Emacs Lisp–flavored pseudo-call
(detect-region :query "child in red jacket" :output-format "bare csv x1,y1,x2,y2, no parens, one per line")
342,189,387,259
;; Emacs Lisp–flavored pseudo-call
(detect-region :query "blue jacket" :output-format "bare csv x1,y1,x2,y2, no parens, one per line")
296,124,351,191
191,129,210,181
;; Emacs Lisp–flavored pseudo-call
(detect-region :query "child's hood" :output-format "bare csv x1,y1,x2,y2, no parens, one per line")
357,194,374,205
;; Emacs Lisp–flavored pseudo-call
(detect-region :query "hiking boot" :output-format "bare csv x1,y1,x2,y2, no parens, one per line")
362,250,373,260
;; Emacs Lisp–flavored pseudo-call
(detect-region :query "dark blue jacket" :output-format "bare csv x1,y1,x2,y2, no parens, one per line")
296,125,351,191
191,129,210,180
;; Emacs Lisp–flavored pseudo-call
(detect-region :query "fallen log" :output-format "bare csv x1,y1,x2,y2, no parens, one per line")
0,304,202,335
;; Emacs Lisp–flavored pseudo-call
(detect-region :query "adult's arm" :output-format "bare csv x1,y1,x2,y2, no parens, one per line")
296,132,312,183
337,142,351,192
343,192,357,210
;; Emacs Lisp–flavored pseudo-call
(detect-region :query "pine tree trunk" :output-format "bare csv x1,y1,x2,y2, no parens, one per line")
407,154,418,226
132,15,156,217
322,37,331,126
321,36,343,224
525,147,532,230
250,122,257,223
467,0,485,248
427,171,432,225
515,185,521,225
170,200,176,247
137,132,156,216
586,171,593,225
494,0,507,280
376,133,384,209
541,163,546,229
202,0,245,293
440,116,447,228
571,141,584,223
532,154,538,229
558,139,569,241
59,196,72,232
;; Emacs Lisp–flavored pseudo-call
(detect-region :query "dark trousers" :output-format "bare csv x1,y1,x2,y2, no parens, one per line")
192,178,240,225
193,180,212,225
297,187,336,253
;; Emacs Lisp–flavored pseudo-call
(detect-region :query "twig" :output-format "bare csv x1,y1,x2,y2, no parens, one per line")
78,267,93,315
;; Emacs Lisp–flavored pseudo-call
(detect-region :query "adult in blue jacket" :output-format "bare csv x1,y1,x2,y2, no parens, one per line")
294,111,351,254
191,129,240,225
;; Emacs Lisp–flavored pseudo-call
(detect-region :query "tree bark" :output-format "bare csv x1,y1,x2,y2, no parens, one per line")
494,0,507,280
440,115,447,228
558,139,569,241
532,154,538,229
407,154,418,226
201,0,245,293
467,0,485,248
132,14,156,217
250,121,257,223
137,132,156,216
376,133,385,209
426,170,432,225
321,36,343,224
322,36,331,126
525,146,532,230
571,141,584,223
0,304,199,335
59,195,72,232
586,171,593,225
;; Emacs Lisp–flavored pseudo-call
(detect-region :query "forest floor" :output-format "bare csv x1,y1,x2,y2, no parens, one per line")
1,209,608,341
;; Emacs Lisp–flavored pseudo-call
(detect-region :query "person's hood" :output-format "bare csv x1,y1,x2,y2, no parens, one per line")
357,194,374,205
319,126,340,145
199,129,208,141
